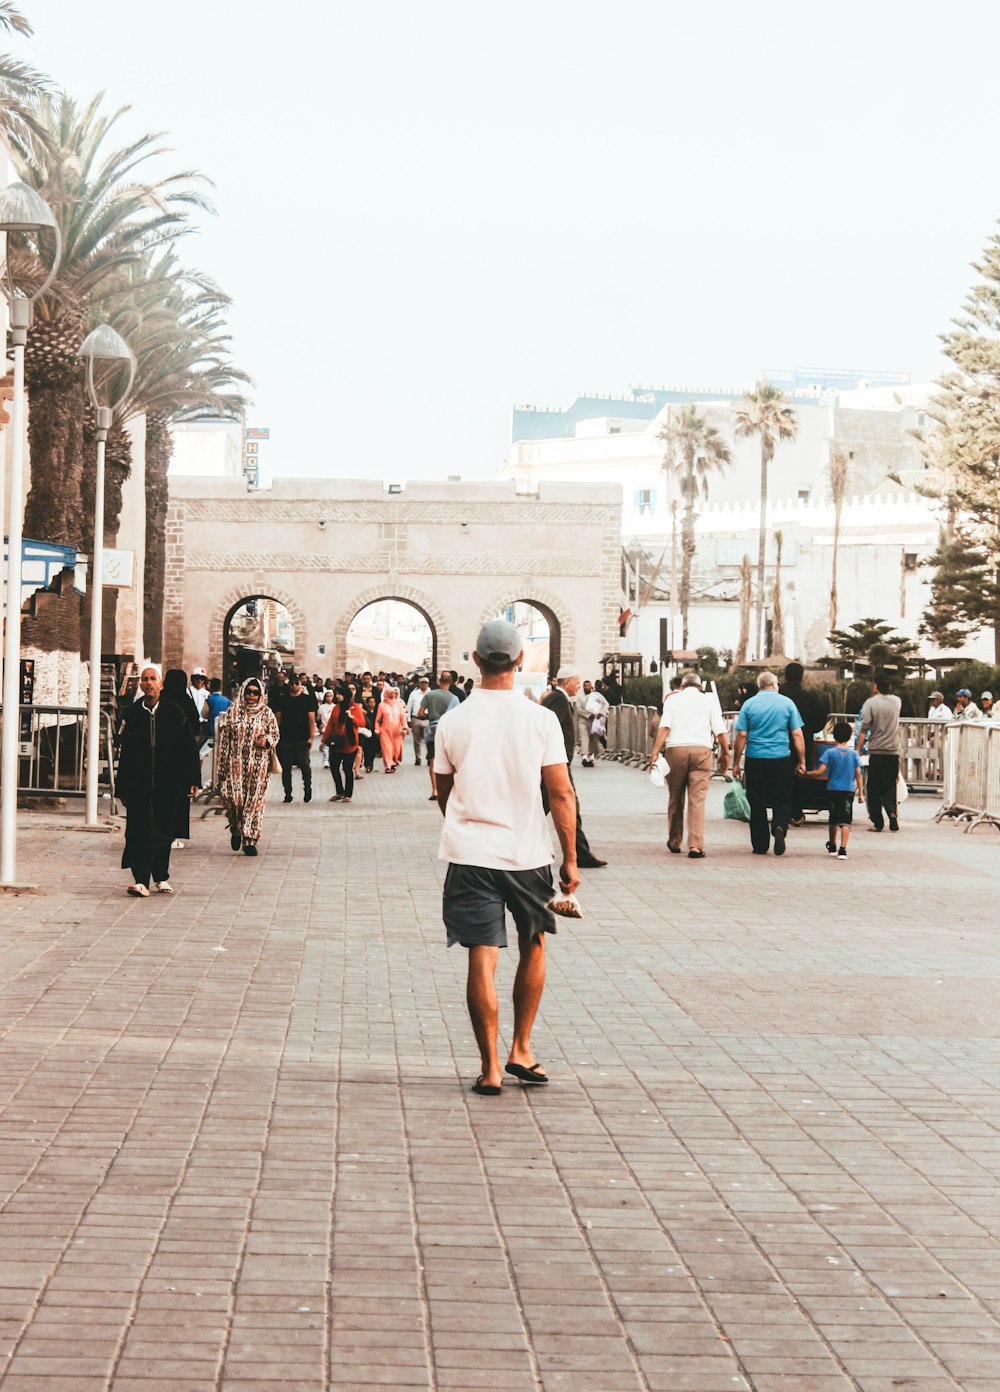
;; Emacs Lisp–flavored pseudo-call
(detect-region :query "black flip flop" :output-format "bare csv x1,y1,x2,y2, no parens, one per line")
504,1062,549,1086
472,1076,501,1096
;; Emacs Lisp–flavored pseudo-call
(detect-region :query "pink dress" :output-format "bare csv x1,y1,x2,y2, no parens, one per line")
375,694,408,770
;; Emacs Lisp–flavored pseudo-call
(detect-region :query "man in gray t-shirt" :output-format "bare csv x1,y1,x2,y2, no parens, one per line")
419,672,460,800
857,676,902,832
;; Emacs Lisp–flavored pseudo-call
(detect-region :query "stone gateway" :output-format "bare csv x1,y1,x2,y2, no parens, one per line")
162,478,623,680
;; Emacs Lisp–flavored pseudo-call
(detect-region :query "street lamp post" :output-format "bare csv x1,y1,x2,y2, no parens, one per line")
78,325,134,826
0,182,61,887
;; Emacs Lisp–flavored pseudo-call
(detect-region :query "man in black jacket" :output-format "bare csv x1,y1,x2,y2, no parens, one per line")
779,661,827,825
541,666,607,869
117,666,201,897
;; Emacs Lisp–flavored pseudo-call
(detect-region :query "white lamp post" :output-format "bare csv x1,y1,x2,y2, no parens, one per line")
78,325,134,826
0,182,61,887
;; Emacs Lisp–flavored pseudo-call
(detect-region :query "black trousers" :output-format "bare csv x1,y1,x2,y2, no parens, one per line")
330,752,355,798
866,753,898,829
744,756,794,853
124,800,174,887
541,766,594,861
278,740,312,797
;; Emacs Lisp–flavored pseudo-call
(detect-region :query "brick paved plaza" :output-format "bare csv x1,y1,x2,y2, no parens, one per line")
0,757,998,1392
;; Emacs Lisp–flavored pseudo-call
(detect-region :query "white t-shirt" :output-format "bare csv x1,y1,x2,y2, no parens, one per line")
406,687,429,718
189,686,209,718
658,686,726,748
434,688,566,870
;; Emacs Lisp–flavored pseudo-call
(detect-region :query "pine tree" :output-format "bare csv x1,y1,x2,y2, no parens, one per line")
823,618,918,675
921,222,1000,662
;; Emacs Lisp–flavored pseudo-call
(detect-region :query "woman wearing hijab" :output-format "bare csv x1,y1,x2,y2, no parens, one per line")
320,686,365,802
374,685,408,773
161,669,202,848
215,677,280,856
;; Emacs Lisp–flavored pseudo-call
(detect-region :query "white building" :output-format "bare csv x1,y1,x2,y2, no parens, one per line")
169,419,243,478
496,374,991,666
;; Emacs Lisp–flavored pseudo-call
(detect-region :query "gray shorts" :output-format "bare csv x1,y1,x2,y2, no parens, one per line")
443,863,556,948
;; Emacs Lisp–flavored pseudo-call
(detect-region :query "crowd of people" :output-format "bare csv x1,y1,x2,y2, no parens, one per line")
114,660,619,893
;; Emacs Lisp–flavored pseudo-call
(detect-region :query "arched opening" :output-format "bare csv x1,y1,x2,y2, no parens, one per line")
346,598,436,676
224,596,297,689
496,600,561,678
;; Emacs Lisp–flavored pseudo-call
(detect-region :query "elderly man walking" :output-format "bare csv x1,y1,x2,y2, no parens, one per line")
541,667,607,868
647,672,729,858
857,674,902,833
732,671,806,856
434,619,579,1095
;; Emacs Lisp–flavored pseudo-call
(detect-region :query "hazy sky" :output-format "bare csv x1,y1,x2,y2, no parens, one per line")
20,1,1000,483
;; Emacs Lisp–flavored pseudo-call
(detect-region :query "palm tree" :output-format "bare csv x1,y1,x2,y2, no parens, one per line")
771,529,786,656
733,381,799,659
8,91,211,548
99,250,250,657
659,404,733,647
828,446,850,633
0,4,53,152
735,553,752,667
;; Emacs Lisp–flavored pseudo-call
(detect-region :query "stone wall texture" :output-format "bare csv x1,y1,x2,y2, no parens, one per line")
164,478,623,680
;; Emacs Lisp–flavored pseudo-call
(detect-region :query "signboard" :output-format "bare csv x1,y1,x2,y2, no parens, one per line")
101,549,134,587
246,427,270,440
245,440,259,456
246,459,259,487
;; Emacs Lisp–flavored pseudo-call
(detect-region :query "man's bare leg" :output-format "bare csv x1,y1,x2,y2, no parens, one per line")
466,945,502,1087
509,931,546,1069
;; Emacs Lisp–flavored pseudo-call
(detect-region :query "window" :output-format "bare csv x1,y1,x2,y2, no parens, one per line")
633,488,657,515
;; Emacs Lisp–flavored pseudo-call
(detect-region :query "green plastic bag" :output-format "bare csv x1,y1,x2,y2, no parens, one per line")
723,781,751,822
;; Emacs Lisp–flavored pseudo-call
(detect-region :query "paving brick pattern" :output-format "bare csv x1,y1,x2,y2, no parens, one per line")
0,756,998,1391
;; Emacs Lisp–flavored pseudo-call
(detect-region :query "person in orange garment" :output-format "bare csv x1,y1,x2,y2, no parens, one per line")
374,685,409,772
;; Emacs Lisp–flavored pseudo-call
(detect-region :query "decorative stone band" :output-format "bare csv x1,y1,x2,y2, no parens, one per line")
186,551,603,577
184,499,619,526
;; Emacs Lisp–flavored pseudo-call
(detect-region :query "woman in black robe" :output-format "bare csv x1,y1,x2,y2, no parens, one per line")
161,668,202,844
117,666,201,896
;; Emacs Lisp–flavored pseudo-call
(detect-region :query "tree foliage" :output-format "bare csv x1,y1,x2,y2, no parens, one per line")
733,381,798,661
823,618,918,674
920,222,1000,662
658,404,732,648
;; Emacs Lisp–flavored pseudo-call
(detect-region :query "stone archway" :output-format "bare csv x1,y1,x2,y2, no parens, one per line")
480,587,575,678
210,583,309,681
334,584,451,675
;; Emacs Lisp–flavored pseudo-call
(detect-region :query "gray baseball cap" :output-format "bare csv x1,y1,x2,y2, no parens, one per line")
476,618,523,662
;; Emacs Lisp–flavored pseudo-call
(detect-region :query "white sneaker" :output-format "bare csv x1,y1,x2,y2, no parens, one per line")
154,881,173,894
127,883,150,898
171,839,185,850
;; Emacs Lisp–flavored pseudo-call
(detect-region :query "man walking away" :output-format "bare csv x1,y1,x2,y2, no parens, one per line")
779,661,826,824
857,674,902,832
117,666,201,897
541,667,607,868
419,671,459,801
406,675,430,764
276,673,316,803
648,671,729,858
434,620,579,1095
732,671,805,856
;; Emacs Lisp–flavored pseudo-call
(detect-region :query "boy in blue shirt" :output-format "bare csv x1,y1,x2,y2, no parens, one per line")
809,720,863,859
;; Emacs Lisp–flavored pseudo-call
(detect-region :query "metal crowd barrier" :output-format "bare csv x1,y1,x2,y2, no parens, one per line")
938,721,1000,832
0,703,117,811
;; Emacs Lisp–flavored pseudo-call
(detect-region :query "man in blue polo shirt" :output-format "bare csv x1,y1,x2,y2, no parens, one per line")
732,670,806,856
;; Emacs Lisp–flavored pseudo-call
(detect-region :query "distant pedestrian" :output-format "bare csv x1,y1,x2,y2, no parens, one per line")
575,679,609,767
857,675,902,832
117,666,201,896
954,688,980,720
541,667,606,868
648,671,729,858
321,687,366,802
731,671,806,856
276,673,316,803
406,676,430,765
375,686,408,772
779,661,826,825
316,689,335,766
360,694,379,772
434,620,578,1095
420,671,459,801
216,677,280,856
204,677,231,738
161,668,202,850
927,691,952,721
982,691,996,721
808,720,863,860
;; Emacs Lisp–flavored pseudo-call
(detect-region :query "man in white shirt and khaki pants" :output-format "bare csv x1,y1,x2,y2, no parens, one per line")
648,671,729,858
434,619,579,1096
